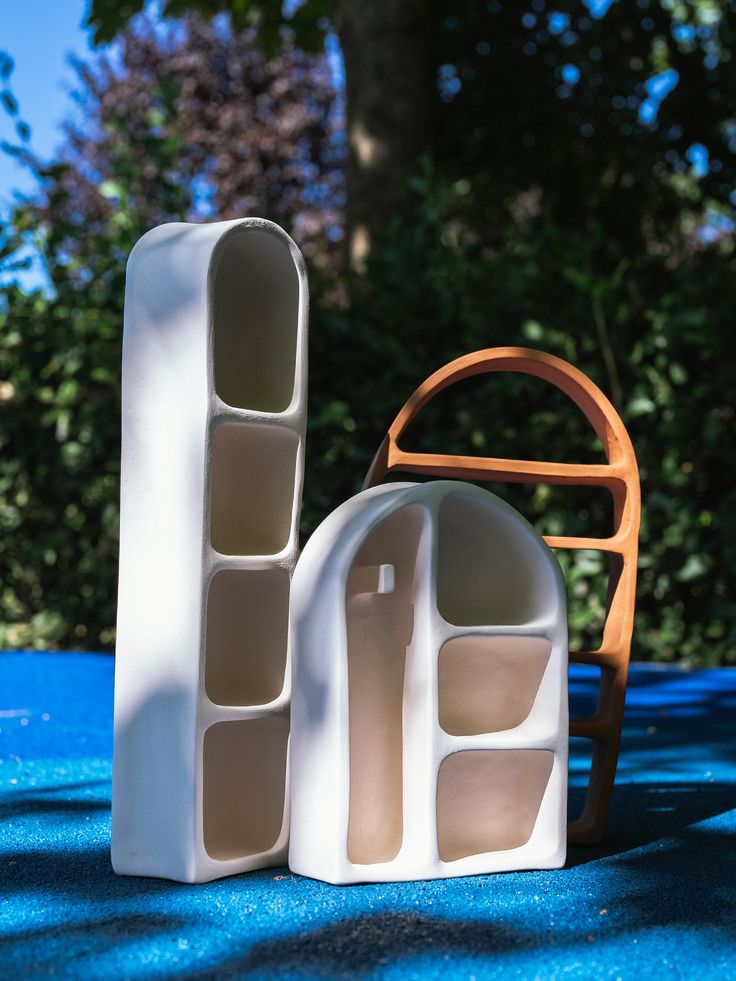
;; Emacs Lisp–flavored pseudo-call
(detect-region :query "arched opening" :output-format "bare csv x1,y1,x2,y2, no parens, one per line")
436,492,559,626
212,226,299,413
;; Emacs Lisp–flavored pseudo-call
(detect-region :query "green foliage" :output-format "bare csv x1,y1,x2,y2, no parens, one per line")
87,0,332,53
2,3,736,666
438,0,736,234
0,125,190,650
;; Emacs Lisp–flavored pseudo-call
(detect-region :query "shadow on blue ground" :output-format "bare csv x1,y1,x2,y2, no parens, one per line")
195,911,564,979
1,653,735,979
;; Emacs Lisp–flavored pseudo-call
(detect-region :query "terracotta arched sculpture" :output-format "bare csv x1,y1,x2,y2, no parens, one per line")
363,347,640,845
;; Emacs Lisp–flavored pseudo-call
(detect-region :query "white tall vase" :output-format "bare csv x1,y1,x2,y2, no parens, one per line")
289,481,568,884
112,218,308,883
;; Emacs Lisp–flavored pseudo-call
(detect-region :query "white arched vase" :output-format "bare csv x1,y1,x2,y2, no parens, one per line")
112,218,308,883
289,481,568,884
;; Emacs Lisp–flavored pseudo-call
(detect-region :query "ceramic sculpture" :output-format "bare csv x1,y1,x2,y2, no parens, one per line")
112,218,308,883
289,480,568,884
363,347,641,845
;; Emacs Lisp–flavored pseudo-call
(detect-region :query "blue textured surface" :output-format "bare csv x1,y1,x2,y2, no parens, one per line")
1,651,735,979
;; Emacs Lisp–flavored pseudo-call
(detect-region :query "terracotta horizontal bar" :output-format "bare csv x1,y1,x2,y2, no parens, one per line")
544,535,626,553
388,449,626,487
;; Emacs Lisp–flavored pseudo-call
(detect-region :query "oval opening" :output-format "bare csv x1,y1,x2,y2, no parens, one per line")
212,226,299,413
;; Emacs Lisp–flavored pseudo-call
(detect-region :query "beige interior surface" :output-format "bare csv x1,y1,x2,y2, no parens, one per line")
210,422,297,556
437,493,553,626
205,568,290,706
203,717,288,860
212,226,299,413
347,505,425,865
437,749,554,861
438,635,552,735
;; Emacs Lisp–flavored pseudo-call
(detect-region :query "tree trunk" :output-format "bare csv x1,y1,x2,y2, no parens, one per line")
335,0,437,272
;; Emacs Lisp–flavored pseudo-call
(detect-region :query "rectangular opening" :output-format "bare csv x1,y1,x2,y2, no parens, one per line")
210,422,298,556
567,736,595,824
212,225,299,413
437,749,554,861
347,505,425,865
568,663,602,720
205,569,290,706
203,717,288,860
439,635,551,735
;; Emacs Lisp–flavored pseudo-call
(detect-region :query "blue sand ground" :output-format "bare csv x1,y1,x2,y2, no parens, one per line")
1,652,735,980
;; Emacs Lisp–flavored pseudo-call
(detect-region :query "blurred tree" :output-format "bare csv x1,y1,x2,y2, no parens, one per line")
300,0,736,663
87,0,736,272
87,0,438,270
0,16,340,649
439,2,736,222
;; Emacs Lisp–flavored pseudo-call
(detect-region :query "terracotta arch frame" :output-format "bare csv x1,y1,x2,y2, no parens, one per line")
363,347,641,845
